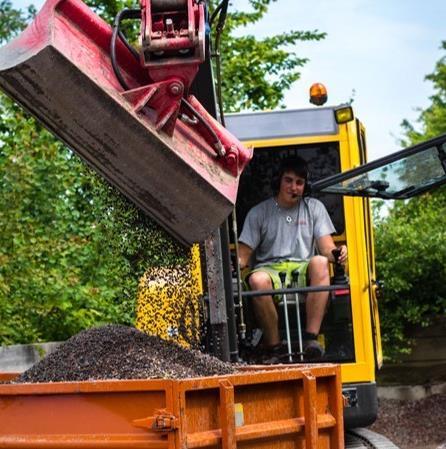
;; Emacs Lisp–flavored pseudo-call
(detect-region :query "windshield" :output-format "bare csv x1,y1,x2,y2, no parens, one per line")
311,138,446,199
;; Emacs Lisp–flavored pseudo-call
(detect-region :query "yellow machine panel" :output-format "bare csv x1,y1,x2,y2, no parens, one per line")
136,245,203,348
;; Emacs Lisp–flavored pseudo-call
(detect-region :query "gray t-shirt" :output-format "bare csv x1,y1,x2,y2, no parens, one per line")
239,197,336,267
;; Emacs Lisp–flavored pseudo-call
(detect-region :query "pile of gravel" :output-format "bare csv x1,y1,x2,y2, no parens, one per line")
14,325,236,383
370,395,446,448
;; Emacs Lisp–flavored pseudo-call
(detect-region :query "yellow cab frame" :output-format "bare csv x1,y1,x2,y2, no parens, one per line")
225,106,383,428
225,106,446,428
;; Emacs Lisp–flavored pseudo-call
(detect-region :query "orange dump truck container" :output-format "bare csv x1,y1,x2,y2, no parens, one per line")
0,365,343,449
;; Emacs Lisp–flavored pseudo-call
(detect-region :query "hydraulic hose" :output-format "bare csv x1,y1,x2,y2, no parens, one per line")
181,98,226,157
111,8,141,91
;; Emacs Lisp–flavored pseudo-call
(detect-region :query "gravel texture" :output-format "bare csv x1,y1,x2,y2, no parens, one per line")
13,325,236,383
371,395,446,449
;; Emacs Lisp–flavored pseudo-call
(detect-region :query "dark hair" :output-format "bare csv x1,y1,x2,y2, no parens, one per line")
272,156,309,193
278,156,308,181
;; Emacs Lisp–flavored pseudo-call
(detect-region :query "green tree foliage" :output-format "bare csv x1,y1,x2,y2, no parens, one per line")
374,192,446,359
0,0,323,344
211,0,326,111
0,91,188,344
0,93,189,344
374,42,446,359
0,0,186,344
0,0,35,41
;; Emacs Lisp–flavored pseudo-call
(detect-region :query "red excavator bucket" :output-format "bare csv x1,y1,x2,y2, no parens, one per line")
0,0,252,245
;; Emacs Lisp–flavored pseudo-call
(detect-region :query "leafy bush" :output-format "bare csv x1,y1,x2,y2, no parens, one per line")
374,190,446,359
0,95,187,344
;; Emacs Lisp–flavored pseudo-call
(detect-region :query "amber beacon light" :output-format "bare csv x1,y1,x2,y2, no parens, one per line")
309,82,328,106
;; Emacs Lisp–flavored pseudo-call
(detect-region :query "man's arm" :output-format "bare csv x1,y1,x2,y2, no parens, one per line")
238,242,253,269
316,235,347,264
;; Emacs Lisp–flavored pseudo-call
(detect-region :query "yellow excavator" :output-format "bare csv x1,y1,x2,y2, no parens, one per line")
1,1,445,448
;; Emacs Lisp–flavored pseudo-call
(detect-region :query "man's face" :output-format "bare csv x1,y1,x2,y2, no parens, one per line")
278,170,305,206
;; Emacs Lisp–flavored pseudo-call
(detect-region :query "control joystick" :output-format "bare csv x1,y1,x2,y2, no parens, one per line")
331,248,348,285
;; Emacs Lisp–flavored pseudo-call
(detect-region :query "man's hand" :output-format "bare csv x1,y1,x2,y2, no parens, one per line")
317,235,348,264
238,242,253,269
337,244,348,264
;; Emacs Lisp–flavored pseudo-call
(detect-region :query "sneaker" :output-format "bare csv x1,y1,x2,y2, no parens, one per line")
303,339,325,361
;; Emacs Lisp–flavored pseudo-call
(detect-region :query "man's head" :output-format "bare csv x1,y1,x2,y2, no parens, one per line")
276,156,309,207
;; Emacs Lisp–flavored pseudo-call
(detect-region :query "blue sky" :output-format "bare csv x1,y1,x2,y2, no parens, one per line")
10,0,446,160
